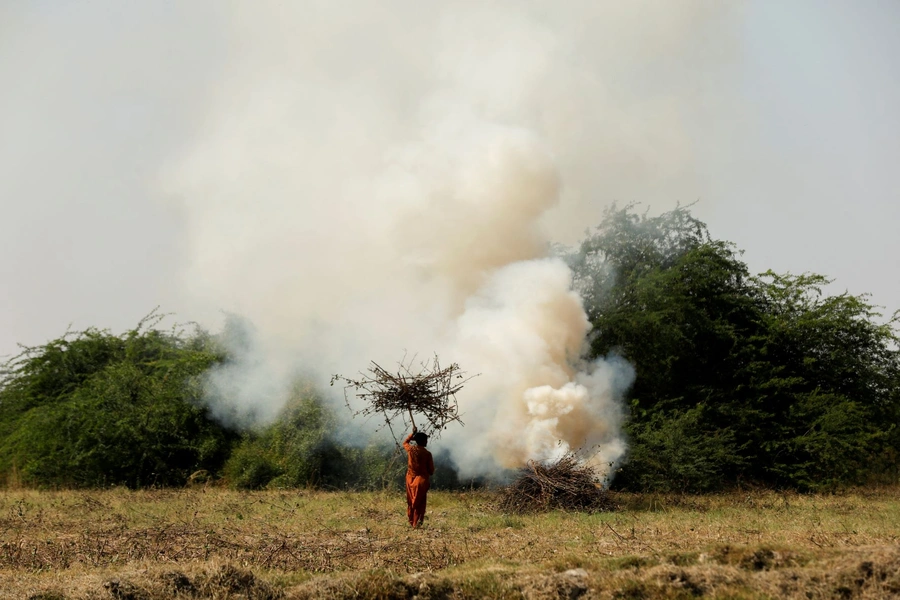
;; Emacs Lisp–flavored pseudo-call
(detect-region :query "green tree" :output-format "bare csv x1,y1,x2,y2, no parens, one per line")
745,272,900,488
571,205,900,491
224,384,405,490
0,314,237,488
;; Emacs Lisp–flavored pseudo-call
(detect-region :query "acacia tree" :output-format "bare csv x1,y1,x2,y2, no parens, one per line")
746,272,900,488
0,314,237,488
570,205,900,491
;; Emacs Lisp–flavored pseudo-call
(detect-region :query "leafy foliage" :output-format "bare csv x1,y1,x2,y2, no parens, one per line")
0,313,237,488
224,384,406,490
572,204,900,491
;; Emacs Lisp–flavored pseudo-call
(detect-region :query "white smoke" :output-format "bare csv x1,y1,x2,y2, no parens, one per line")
162,0,731,480
446,257,634,478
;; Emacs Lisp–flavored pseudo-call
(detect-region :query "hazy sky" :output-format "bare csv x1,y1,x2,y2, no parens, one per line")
2,1,899,361
699,1,900,308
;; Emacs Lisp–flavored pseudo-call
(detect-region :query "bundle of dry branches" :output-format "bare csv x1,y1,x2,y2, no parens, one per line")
498,453,617,514
331,355,474,442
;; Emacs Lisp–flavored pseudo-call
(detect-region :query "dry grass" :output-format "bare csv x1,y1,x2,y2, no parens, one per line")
1,486,899,599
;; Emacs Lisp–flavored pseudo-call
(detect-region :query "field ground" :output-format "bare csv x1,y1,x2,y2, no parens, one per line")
1,486,899,599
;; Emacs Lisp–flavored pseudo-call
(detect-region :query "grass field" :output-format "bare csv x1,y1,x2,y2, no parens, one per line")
1,486,899,599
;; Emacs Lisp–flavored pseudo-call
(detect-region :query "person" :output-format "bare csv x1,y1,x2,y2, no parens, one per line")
402,426,435,528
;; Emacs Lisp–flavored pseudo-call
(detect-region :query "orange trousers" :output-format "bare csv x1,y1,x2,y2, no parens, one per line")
406,473,430,527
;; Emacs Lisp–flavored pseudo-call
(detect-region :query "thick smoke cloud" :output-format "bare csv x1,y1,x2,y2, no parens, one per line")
162,0,733,479
5,2,900,478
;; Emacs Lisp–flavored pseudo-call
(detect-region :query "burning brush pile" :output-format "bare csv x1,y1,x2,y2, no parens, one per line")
498,452,617,514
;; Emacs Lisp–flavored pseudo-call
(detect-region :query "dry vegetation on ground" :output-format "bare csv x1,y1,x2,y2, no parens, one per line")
1,486,899,599
497,453,616,514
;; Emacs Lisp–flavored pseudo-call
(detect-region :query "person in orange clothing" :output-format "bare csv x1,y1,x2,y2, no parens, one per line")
403,426,435,528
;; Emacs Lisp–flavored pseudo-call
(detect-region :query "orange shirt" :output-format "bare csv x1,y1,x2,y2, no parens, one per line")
403,434,435,479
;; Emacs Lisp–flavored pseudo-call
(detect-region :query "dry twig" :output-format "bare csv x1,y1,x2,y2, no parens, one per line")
331,355,474,443
498,452,617,514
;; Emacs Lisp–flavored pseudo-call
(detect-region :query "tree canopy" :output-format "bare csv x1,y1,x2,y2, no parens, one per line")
570,205,900,491
0,313,237,488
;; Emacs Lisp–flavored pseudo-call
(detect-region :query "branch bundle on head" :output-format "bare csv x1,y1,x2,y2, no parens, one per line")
331,355,473,442
498,452,617,514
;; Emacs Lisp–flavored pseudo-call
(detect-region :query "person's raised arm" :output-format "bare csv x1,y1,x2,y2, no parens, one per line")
403,426,417,451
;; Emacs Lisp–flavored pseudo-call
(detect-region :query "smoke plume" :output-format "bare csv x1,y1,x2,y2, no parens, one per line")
162,1,733,479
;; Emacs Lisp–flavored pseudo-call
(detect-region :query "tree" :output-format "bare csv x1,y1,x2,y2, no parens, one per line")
224,383,405,490
745,272,900,488
570,205,900,491
0,313,237,488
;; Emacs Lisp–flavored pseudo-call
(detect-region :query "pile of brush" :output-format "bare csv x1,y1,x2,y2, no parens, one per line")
332,355,473,441
498,452,617,514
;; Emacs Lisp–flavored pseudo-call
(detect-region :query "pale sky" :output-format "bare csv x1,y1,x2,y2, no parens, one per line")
696,1,900,309
2,1,899,360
